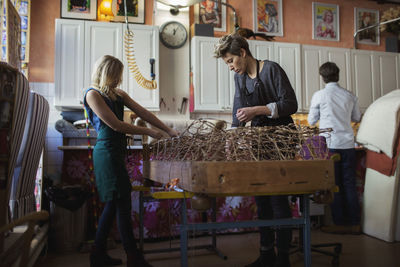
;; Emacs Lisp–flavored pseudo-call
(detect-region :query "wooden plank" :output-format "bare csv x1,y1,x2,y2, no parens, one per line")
149,160,335,195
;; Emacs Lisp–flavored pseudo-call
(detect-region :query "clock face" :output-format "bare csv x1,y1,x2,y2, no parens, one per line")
160,21,187,49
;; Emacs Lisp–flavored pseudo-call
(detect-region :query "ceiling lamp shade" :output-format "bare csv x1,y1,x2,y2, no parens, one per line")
98,0,114,21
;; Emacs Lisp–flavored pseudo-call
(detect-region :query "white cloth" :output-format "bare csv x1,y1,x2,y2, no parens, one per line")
356,89,400,158
308,82,361,149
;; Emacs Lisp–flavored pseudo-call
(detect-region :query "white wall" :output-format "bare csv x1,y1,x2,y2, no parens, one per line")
154,3,190,121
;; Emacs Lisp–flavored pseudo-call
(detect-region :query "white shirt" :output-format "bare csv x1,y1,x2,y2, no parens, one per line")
308,82,362,149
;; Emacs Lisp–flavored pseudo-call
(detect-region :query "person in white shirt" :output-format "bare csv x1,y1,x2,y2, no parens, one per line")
308,62,362,234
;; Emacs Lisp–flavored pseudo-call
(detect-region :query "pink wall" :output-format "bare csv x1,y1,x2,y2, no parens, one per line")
217,0,397,51
29,0,398,82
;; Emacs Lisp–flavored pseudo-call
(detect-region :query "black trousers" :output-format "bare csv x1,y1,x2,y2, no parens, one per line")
255,195,292,252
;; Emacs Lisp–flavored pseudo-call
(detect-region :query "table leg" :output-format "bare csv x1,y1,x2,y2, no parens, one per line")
180,198,188,267
139,191,144,252
302,194,311,267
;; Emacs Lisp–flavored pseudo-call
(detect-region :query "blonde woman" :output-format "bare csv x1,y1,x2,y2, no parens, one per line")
84,55,178,267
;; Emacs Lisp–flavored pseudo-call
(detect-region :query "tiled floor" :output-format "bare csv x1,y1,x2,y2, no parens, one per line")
35,230,400,267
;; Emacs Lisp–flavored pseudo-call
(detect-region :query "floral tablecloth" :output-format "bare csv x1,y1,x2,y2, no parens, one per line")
61,149,257,240
61,148,368,240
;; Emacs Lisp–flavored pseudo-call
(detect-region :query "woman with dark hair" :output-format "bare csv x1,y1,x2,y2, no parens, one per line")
215,34,297,267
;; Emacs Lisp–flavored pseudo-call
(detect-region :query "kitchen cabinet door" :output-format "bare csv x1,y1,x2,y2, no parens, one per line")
54,19,84,108
123,24,159,111
191,37,225,111
325,47,352,92
302,45,325,111
84,21,123,91
274,42,302,111
351,50,374,112
372,51,400,98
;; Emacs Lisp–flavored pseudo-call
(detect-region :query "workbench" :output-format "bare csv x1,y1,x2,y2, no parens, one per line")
146,159,336,267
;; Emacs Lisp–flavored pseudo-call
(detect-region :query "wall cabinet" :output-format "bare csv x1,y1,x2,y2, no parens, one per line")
54,19,85,109
192,37,399,114
55,19,159,110
351,49,400,112
191,36,227,111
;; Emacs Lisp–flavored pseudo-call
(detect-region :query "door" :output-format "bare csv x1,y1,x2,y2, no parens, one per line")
84,21,123,91
192,37,225,111
123,25,159,110
54,19,84,108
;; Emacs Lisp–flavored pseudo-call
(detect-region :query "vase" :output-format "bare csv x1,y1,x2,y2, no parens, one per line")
385,34,400,53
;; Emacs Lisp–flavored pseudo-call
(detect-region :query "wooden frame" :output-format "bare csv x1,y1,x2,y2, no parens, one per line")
149,160,335,195
112,0,145,24
195,0,226,32
253,0,283,37
60,0,97,20
312,2,339,42
354,7,380,46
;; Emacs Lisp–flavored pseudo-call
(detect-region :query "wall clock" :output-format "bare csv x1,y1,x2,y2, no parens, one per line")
159,21,187,49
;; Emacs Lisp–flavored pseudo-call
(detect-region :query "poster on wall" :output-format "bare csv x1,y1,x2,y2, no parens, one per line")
253,0,283,36
354,7,380,45
312,2,339,41
6,0,21,69
61,0,97,20
112,0,145,24
195,0,226,32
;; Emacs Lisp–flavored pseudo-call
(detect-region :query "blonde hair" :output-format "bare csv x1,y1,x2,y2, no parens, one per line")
91,55,124,101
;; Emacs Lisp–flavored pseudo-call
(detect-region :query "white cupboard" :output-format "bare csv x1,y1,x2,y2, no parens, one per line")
83,21,123,91
351,50,400,112
55,19,159,110
191,37,399,113
351,50,375,112
54,19,84,109
274,42,302,111
123,25,159,110
372,51,400,98
191,36,227,111
301,45,351,112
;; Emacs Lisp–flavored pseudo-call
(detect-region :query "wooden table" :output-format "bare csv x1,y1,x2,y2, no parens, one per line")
148,159,336,267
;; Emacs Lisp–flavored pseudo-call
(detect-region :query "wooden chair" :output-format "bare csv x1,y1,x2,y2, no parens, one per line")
0,211,49,267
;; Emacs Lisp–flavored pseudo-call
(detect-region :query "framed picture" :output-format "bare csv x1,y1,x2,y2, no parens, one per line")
312,2,339,41
195,0,226,32
354,8,380,45
112,0,145,24
253,0,283,36
61,0,97,20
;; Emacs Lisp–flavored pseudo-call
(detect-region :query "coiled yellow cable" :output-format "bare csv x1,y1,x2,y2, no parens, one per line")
124,29,157,90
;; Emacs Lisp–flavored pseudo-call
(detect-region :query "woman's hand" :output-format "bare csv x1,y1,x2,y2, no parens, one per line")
167,128,179,138
147,129,163,140
236,107,257,123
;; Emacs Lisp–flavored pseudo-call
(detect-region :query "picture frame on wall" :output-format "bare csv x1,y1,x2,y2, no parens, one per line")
253,0,283,36
312,2,339,41
112,0,145,24
194,0,226,32
354,7,380,45
60,0,97,20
